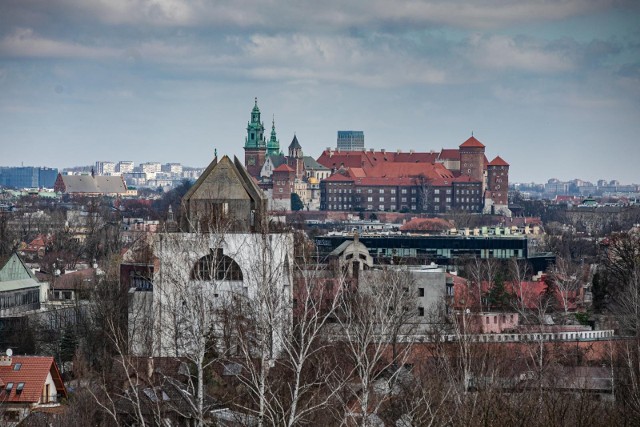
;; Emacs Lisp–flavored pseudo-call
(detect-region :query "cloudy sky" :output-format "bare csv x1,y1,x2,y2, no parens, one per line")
1,0,639,184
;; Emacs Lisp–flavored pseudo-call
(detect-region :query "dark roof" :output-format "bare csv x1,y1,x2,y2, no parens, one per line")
303,156,329,170
59,174,127,194
288,135,302,150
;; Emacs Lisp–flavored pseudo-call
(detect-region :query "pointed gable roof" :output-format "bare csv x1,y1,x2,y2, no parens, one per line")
0,356,67,403
183,155,266,203
459,136,485,148
288,135,302,150
273,164,294,173
488,156,509,166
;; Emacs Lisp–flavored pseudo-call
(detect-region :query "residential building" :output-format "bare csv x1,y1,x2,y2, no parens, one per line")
95,161,116,175
0,354,67,425
116,160,135,174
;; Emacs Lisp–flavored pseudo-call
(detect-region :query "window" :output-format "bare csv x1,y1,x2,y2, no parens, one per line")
434,197,439,202
401,189,407,194
5,382,13,394
368,189,373,193
486,317,490,324
367,197,373,202
379,189,384,194
418,287,424,297
379,197,384,202
391,189,396,194
434,189,439,194
401,197,407,202
192,249,243,281
379,205,384,211
13,363,21,371
494,316,497,324
418,307,425,316
16,383,24,394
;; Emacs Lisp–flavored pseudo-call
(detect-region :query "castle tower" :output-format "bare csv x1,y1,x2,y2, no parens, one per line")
459,136,486,187
287,134,304,179
267,116,281,156
244,97,267,178
487,156,509,207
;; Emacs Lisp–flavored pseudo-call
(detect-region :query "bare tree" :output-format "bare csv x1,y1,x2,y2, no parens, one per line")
336,267,417,427
548,256,583,324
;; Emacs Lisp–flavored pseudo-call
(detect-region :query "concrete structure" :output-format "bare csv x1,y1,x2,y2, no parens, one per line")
127,152,294,358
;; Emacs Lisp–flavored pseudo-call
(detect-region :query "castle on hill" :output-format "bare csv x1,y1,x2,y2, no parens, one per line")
243,98,510,216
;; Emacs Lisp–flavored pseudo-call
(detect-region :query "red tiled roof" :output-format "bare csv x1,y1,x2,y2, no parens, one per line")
50,268,97,290
488,156,509,166
438,149,460,161
273,164,294,172
0,356,66,403
459,136,485,148
365,162,454,180
324,173,354,182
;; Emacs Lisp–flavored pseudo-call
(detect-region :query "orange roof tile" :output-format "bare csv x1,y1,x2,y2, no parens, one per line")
273,164,294,172
488,156,509,166
0,356,66,403
459,136,485,148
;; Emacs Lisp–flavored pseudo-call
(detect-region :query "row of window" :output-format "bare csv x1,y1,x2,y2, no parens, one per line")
0,289,39,310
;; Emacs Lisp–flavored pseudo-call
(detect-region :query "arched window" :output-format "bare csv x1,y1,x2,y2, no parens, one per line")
191,249,243,281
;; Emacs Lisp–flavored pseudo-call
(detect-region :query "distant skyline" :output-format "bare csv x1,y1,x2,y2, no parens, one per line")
1,1,639,184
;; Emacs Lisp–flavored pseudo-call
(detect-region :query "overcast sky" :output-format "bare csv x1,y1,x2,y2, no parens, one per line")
1,0,639,184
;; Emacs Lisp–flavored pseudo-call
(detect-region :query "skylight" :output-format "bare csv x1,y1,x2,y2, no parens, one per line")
13,363,21,371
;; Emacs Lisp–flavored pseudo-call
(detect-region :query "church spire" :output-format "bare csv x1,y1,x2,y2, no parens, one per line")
267,115,281,155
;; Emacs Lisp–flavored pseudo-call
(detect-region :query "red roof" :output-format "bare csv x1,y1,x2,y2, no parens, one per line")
0,356,66,403
438,149,460,161
488,156,509,166
273,164,294,172
459,136,485,148
324,173,354,182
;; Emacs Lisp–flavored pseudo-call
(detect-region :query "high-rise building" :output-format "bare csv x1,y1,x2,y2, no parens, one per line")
116,161,135,174
95,161,116,175
337,130,365,151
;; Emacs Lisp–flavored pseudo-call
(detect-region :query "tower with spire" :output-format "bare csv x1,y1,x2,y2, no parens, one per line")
266,116,281,156
287,134,304,179
244,97,268,177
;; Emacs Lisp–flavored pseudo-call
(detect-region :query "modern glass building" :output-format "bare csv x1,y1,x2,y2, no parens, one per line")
0,167,58,189
337,130,365,151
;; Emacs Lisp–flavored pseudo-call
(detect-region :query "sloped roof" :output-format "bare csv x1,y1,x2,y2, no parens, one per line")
303,156,329,170
59,174,127,194
438,149,461,161
267,155,287,168
273,164,294,173
489,156,509,166
288,135,302,149
459,136,485,148
324,173,354,182
0,356,66,403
